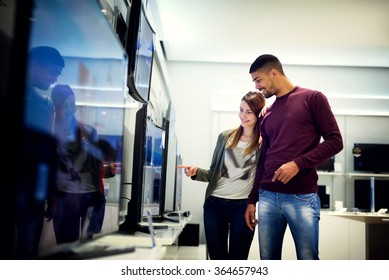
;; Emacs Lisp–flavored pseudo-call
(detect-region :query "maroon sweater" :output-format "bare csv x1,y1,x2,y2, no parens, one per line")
248,86,343,204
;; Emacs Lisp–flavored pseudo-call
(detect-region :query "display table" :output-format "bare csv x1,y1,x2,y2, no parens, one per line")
327,210,389,224
95,226,184,248
81,216,192,259
84,245,167,260
326,211,389,259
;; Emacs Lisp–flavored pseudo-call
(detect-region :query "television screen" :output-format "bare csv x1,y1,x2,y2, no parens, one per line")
162,120,178,214
353,143,389,173
354,179,389,212
126,0,155,103
141,118,165,219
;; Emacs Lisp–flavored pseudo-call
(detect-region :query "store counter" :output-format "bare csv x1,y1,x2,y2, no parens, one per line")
324,211,389,259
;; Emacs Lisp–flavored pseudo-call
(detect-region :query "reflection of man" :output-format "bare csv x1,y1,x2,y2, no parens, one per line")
25,46,65,134
15,46,64,259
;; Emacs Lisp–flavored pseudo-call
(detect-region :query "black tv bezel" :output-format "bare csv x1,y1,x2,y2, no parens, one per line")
125,0,155,103
120,104,147,233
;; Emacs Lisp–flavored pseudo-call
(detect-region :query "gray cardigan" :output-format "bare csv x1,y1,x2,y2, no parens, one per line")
192,129,260,202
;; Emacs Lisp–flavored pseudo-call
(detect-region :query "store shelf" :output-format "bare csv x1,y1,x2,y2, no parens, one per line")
346,173,389,178
317,171,343,176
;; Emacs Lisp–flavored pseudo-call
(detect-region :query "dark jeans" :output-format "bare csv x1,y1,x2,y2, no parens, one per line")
53,191,105,244
203,195,254,260
15,201,45,259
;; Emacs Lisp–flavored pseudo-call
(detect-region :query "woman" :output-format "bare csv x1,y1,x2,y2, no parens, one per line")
49,84,106,244
179,91,265,260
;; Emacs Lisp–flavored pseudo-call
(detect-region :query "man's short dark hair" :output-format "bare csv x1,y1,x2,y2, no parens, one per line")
29,46,65,68
249,54,284,75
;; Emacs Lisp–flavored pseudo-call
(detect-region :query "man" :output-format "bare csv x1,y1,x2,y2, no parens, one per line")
14,46,64,258
245,54,343,260
24,46,65,134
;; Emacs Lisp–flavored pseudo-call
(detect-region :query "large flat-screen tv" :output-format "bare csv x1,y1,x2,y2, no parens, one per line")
125,0,155,103
354,179,389,212
353,143,389,173
11,0,131,260
119,104,167,233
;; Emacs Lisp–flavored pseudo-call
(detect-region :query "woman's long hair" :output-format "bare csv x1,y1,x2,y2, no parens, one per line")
226,91,265,156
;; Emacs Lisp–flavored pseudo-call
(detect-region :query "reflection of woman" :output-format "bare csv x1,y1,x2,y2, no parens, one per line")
179,91,265,260
49,84,106,244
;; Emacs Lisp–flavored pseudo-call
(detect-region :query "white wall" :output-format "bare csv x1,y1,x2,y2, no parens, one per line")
166,60,389,244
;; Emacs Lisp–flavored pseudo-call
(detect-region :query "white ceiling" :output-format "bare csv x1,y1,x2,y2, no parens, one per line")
149,0,389,67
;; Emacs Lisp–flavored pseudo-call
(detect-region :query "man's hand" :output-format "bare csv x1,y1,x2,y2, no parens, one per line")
272,161,299,184
245,203,257,231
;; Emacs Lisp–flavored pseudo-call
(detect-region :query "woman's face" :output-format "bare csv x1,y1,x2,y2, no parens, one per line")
239,100,257,130
56,94,76,122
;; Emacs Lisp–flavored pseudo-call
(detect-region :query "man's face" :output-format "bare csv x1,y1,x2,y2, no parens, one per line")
251,69,275,99
30,61,63,90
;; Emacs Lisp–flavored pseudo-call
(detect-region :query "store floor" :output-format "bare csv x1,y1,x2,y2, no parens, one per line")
163,244,260,260
164,244,208,260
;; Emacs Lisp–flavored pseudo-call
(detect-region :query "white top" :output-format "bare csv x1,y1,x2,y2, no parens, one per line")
212,141,257,199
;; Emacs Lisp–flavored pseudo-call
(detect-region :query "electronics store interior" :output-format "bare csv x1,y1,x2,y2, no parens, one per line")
2,0,389,260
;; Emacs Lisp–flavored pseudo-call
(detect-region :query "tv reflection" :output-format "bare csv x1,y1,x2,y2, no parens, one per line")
46,84,116,245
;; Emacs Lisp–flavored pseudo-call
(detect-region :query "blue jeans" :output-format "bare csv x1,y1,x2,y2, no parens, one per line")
203,196,254,260
257,190,320,260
